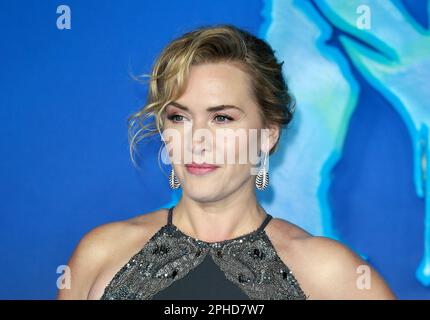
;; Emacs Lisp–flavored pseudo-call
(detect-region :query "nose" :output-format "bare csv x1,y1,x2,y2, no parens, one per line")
185,119,213,158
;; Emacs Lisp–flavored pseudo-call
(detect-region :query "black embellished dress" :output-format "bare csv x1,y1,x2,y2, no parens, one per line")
100,206,308,300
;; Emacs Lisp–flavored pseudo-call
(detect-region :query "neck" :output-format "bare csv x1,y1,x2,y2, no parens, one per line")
172,183,267,243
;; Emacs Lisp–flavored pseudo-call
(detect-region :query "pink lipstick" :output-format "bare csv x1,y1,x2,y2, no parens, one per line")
185,162,219,175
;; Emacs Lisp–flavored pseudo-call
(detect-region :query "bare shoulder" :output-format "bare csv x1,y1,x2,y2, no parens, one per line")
57,208,168,300
266,217,396,300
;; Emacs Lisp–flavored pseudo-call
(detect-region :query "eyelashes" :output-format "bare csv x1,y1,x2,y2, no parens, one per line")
166,113,234,124
166,114,186,122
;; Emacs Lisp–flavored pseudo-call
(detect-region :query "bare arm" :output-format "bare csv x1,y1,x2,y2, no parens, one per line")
299,236,396,300
56,223,115,299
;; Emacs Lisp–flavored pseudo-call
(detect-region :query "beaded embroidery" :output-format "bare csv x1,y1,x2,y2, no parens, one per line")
100,207,308,300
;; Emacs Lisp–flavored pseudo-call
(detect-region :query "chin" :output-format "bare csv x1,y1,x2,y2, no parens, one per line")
185,188,224,203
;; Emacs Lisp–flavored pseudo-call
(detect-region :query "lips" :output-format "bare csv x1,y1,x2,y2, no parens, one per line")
185,162,219,175
186,162,219,169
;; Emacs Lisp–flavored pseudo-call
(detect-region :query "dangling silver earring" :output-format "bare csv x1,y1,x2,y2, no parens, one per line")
169,167,181,189
255,151,269,190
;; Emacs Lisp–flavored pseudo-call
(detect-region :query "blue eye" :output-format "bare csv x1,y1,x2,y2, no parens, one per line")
214,114,233,123
167,114,185,122
167,113,233,124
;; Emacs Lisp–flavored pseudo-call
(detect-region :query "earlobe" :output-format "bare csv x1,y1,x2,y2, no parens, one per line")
260,124,279,154
268,125,280,153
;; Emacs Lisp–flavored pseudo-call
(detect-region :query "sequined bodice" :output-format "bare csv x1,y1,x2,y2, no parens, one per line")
100,207,308,300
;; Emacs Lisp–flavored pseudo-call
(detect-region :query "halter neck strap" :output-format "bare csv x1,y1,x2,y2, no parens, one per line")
167,206,272,231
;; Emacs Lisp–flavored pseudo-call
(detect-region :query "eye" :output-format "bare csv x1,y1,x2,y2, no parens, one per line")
167,114,186,123
214,114,234,123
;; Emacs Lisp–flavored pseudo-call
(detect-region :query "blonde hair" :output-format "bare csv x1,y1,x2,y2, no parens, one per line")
128,24,296,169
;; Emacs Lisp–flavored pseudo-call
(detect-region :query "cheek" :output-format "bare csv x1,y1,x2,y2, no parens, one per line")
162,130,184,162
248,129,261,165
216,129,256,165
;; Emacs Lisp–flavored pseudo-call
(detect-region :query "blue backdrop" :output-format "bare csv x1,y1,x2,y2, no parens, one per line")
0,0,429,299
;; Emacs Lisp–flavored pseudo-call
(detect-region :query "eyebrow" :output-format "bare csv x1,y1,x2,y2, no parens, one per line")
169,101,244,113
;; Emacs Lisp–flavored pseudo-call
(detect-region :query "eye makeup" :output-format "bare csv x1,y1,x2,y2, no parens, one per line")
166,112,234,124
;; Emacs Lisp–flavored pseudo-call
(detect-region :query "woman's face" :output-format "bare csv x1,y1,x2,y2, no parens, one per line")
162,62,279,202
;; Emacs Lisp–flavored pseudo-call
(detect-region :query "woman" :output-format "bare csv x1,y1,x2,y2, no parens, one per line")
57,24,396,300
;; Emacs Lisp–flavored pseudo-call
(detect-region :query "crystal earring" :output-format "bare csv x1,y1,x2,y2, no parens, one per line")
255,151,269,190
169,167,181,189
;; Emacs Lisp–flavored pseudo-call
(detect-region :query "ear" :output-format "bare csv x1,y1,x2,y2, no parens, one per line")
261,124,280,154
